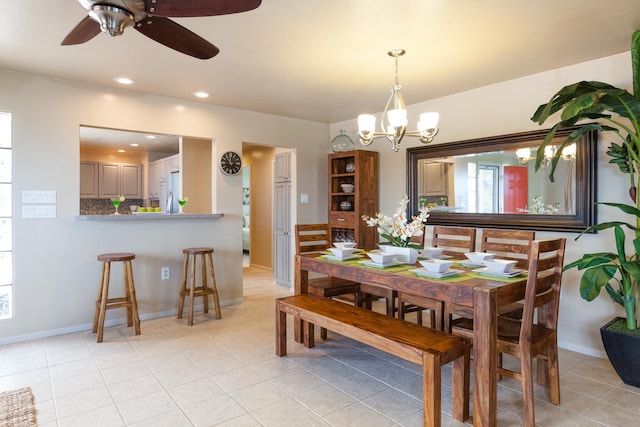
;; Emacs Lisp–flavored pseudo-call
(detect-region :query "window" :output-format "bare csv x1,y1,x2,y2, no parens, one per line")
477,163,500,213
0,112,12,319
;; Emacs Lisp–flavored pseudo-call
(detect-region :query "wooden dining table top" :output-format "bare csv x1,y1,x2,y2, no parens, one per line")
295,252,528,309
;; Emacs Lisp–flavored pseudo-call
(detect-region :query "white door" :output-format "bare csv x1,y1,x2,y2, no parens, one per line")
274,180,291,286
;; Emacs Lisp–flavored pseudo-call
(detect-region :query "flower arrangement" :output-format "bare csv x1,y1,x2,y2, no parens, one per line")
362,194,430,248
529,195,559,214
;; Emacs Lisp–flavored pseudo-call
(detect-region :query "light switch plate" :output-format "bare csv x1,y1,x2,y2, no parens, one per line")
300,193,309,203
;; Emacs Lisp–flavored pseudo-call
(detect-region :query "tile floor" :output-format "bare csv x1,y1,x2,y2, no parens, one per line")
1,266,640,426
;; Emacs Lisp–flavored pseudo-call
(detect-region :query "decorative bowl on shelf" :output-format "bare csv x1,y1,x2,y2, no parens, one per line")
345,162,355,173
340,201,353,211
341,183,354,192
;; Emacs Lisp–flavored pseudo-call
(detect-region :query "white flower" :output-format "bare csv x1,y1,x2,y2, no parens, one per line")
361,194,430,247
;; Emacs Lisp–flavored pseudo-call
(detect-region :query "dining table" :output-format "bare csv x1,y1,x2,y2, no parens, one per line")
294,251,538,427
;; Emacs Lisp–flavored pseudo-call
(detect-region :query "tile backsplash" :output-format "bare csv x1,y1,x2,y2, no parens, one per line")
80,199,144,215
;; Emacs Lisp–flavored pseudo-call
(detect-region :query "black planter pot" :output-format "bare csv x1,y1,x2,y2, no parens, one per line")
600,317,640,388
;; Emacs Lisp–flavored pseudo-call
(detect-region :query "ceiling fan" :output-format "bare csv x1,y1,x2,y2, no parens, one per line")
61,0,262,59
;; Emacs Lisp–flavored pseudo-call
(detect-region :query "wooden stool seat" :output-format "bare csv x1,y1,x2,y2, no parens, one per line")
93,252,140,343
178,247,221,325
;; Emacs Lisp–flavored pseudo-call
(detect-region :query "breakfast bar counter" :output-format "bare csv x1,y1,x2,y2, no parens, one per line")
76,213,224,221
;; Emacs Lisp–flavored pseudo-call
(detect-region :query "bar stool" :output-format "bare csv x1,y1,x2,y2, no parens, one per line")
177,247,221,325
93,253,141,343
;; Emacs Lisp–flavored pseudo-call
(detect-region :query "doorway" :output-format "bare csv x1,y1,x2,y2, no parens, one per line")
242,166,251,267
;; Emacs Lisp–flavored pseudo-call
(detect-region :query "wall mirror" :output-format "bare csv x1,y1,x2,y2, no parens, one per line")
406,126,597,232
79,126,213,215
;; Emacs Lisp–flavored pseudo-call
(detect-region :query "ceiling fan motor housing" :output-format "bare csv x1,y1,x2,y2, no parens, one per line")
89,4,135,36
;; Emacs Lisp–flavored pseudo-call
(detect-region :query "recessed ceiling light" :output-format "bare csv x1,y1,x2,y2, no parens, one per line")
130,143,139,147
114,77,135,85
118,149,126,153
193,91,210,99
146,135,156,139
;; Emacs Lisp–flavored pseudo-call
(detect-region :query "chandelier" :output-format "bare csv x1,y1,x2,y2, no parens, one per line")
358,49,439,152
515,144,576,167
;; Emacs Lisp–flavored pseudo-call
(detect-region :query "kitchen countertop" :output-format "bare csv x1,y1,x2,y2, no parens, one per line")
76,213,224,220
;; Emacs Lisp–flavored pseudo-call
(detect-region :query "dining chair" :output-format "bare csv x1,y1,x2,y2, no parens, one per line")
444,228,535,331
295,224,362,339
398,226,476,329
450,237,566,426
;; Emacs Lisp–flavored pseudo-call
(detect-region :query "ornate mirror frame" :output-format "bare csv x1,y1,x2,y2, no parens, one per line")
406,127,597,232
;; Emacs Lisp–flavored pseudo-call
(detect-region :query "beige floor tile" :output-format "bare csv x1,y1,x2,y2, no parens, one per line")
361,387,422,422
182,393,247,426
229,380,290,411
215,413,262,426
211,366,266,392
128,409,193,427
323,402,395,427
585,400,640,425
58,404,125,427
296,382,358,416
115,390,179,425
107,374,164,403
251,396,329,426
55,386,115,419
167,377,225,407
100,360,151,385
52,370,105,398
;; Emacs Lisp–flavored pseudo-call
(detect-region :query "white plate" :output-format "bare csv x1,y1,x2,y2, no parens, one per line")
360,260,405,269
322,254,363,262
419,254,453,260
458,261,485,268
409,268,464,279
474,267,525,278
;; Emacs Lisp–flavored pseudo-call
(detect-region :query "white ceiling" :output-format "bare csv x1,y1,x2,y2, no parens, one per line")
2,1,640,124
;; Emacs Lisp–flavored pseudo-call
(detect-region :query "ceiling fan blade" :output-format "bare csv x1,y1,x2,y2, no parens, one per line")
134,16,219,59
61,16,102,45
146,0,262,17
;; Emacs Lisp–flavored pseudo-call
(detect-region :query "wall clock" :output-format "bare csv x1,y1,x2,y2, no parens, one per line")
219,151,242,175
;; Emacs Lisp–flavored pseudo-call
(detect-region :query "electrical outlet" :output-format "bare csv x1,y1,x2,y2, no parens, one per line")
161,267,170,280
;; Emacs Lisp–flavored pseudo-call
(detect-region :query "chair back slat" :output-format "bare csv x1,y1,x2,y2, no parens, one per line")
432,226,476,257
480,229,535,269
520,238,566,342
295,224,331,255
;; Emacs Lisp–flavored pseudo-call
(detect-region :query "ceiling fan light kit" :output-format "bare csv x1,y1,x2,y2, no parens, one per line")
63,0,262,59
358,49,440,152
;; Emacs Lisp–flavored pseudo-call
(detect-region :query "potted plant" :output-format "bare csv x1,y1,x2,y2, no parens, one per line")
531,29,640,386
361,194,430,264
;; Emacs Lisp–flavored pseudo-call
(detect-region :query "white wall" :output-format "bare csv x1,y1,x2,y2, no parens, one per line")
0,69,329,343
331,52,633,358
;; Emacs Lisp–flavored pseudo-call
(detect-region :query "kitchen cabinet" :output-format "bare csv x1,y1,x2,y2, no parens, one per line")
418,161,448,197
148,161,160,199
80,161,99,198
328,150,378,250
275,151,291,182
98,162,143,199
148,155,179,199
167,154,180,173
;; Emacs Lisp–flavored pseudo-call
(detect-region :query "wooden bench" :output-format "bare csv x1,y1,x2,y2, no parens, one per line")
275,295,470,427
